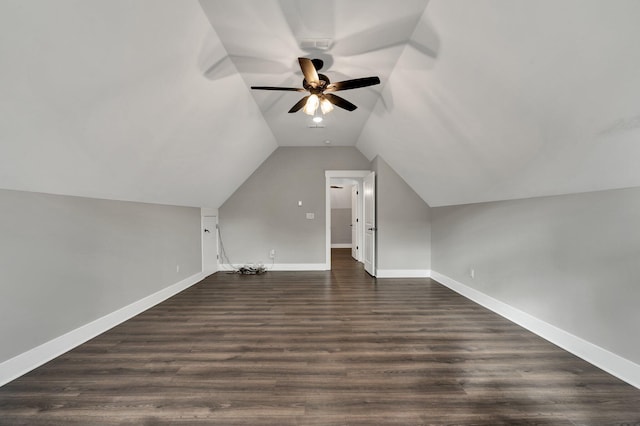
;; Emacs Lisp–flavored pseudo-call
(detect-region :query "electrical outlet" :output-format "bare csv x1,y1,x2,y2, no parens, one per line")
470,268,475,279
269,249,276,259
306,212,315,220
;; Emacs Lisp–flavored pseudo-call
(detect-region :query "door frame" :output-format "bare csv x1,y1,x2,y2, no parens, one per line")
351,184,359,261
363,171,376,276
325,170,371,270
201,214,219,274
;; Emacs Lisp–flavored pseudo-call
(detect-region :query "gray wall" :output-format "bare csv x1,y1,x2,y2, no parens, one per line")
219,147,370,264
372,156,431,271
330,185,352,209
331,209,352,244
431,186,640,364
0,188,201,363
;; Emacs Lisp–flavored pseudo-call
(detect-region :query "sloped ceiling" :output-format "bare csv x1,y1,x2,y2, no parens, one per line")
357,0,640,206
1,0,639,208
198,0,431,146
0,0,277,208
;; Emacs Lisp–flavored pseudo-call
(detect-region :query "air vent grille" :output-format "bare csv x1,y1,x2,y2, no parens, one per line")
300,39,332,50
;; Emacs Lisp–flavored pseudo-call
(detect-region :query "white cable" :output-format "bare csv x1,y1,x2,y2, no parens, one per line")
216,225,240,272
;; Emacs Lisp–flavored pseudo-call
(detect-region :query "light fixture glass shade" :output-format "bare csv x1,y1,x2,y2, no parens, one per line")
303,94,319,115
320,97,334,114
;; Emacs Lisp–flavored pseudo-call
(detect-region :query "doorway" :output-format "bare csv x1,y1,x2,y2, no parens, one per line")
325,170,375,274
202,215,218,274
329,179,357,251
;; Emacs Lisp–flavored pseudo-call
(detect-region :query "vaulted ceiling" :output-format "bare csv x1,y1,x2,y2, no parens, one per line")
1,0,639,208
199,0,431,147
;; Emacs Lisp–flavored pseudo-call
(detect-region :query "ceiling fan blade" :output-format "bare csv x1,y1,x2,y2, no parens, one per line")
324,93,357,111
251,86,306,92
298,57,320,86
325,77,381,92
288,95,310,113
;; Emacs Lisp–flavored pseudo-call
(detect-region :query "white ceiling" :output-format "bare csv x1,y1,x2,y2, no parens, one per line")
198,0,431,147
357,0,640,206
0,0,277,207
1,0,639,208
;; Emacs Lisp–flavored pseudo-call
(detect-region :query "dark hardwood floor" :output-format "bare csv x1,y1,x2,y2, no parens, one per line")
1,249,638,425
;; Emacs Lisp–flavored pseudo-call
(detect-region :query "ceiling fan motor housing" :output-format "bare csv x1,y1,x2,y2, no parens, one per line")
304,73,330,93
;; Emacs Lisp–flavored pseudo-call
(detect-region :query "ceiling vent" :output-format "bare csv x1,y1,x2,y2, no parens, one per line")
300,39,332,50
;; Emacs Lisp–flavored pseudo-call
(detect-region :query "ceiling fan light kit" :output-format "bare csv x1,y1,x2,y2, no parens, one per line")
251,57,380,116
320,97,334,114
303,94,320,115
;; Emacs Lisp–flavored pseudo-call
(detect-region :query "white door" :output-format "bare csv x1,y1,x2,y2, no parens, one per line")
351,185,358,260
202,216,218,273
363,172,376,276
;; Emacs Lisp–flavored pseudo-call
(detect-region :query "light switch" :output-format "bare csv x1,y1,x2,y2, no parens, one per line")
306,213,315,220
298,201,303,207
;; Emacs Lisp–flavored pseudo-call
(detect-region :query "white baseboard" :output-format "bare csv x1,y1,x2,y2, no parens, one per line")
376,269,431,278
219,263,327,272
0,272,208,387
270,263,327,271
331,244,352,248
203,268,218,276
431,271,640,389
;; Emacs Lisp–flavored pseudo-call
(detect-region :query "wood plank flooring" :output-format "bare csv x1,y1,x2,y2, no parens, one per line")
0,249,639,425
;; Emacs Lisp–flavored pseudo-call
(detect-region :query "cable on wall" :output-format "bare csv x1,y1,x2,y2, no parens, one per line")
216,224,267,274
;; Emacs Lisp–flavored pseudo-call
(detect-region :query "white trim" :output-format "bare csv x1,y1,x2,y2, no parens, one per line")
325,175,331,270
200,207,218,217
431,271,640,390
325,170,372,178
201,215,204,271
352,183,362,263
362,171,376,276
325,170,370,271
271,263,327,271
331,243,352,248
220,263,328,271
376,269,432,278
0,272,209,387
201,214,218,273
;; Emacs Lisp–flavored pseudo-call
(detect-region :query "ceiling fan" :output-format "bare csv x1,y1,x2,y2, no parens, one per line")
251,58,380,115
